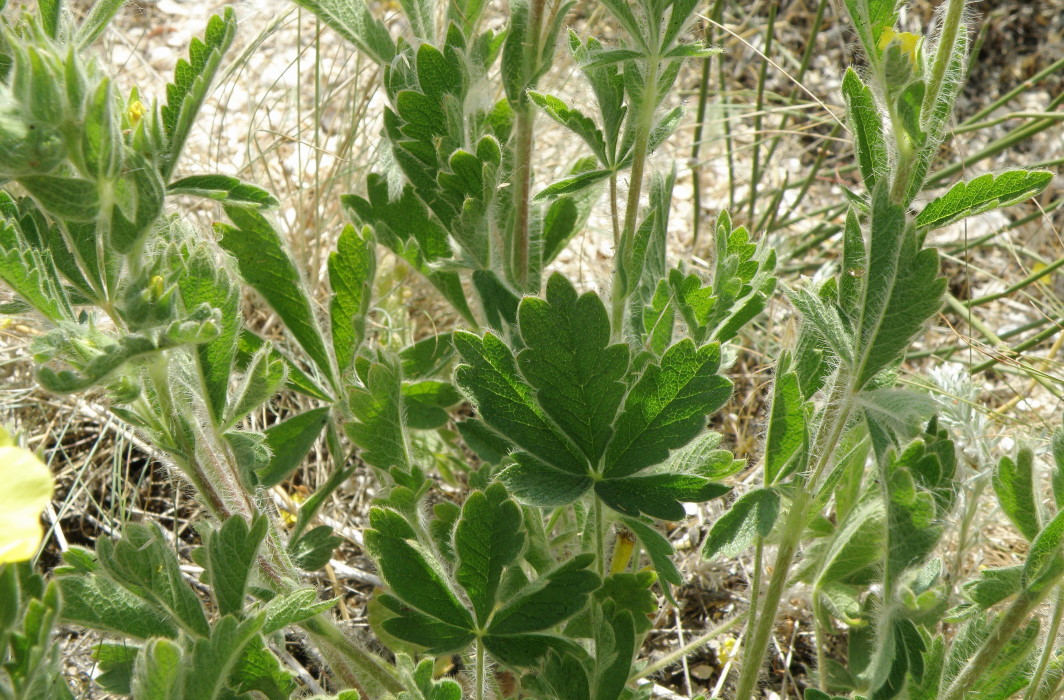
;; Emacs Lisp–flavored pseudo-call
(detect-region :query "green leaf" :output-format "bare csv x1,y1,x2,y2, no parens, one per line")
458,418,512,465
203,515,268,616
230,636,297,699
225,344,286,428
841,68,888,192
176,243,240,423
160,9,236,179
401,380,461,430
183,615,265,700
487,554,599,634
168,174,279,208
765,371,808,484
289,525,343,571
597,473,730,521
93,643,138,696
262,588,338,634
365,507,474,630
329,224,376,374
377,594,475,654
292,0,395,63
885,435,955,583
343,178,452,263
454,483,525,624
604,339,732,478
916,171,1053,230
218,205,335,387
258,407,330,487
1022,506,1064,593
130,638,182,700
501,0,529,105
534,168,612,200
702,488,781,560
789,286,854,367
454,330,587,475
528,91,608,163
960,566,1023,610
237,331,331,401
993,448,1040,542
75,0,128,47
497,452,594,507
17,175,99,221
516,274,629,461
853,182,946,389
96,523,210,637
621,517,682,585
57,574,179,640
344,354,411,471
399,333,454,379
0,218,72,321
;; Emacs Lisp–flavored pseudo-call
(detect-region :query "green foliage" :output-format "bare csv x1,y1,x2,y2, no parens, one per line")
0,0,1057,698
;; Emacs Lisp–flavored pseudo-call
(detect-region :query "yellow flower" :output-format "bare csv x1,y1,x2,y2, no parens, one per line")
878,27,920,64
0,441,54,563
126,99,146,127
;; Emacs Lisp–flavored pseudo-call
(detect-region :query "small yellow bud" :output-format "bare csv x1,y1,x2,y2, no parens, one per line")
0,443,54,563
127,99,146,126
878,27,920,65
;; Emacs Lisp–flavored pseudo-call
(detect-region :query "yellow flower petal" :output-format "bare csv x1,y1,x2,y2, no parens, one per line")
878,27,920,63
0,446,54,563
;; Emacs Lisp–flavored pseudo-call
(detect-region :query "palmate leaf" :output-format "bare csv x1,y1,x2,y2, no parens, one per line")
217,205,335,388
916,170,1052,230
604,339,731,478
853,183,946,389
160,9,236,180
517,273,629,462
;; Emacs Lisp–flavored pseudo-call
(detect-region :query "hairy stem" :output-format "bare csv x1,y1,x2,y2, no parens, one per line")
303,615,405,696
735,377,852,699
922,0,967,123
475,637,487,700
610,53,661,338
1024,586,1064,700
941,588,1050,700
510,0,547,292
